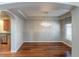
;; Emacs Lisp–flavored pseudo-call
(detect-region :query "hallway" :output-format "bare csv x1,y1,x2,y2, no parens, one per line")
0,34,11,55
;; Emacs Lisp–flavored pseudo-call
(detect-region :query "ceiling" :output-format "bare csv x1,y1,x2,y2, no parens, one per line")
0,2,75,20
16,2,73,17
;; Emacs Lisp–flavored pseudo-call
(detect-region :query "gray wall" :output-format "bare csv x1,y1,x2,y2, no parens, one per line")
23,17,61,42
71,7,79,57
11,13,24,52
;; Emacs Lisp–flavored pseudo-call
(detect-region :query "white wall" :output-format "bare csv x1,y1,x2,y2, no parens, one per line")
71,7,79,57
23,17,61,42
11,14,24,52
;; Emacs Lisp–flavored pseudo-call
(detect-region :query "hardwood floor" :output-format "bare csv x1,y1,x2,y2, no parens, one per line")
0,42,71,57
0,44,9,52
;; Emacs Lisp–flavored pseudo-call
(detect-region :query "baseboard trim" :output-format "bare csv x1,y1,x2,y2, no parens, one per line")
11,41,71,52
23,41,62,42
62,41,72,47
11,42,24,53
11,50,17,52
24,41,72,47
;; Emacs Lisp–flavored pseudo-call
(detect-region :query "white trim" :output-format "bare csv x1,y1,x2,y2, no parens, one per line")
24,41,72,47
11,50,17,52
11,41,62,52
11,41,71,52
23,41,62,42
11,42,24,53
62,41,72,47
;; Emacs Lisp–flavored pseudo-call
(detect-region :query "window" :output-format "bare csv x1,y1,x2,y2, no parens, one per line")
65,23,72,41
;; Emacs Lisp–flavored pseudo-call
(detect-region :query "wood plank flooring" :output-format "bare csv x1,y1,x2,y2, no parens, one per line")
0,42,71,57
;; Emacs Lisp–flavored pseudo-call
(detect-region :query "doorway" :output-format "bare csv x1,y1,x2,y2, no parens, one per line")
0,11,11,53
